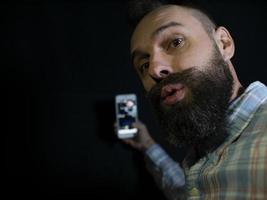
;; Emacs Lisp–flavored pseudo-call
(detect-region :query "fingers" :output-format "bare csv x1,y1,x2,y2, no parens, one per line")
132,121,149,136
123,139,139,149
132,120,146,130
124,139,134,145
113,122,118,134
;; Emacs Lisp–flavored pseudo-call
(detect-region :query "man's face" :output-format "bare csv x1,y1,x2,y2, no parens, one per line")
131,6,234,150
131,5,216,93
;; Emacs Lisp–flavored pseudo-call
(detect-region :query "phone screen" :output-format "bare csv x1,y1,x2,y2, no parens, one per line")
116,94,138,138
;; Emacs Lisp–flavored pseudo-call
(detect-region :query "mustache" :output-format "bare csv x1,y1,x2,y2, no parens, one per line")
146,67,198,100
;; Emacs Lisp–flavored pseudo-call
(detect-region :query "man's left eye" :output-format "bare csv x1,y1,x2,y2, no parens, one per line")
170,38,184,48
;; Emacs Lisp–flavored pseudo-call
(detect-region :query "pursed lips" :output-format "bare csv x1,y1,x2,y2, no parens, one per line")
161,83,186,105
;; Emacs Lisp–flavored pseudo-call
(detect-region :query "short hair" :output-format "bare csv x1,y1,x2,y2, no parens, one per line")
127,0,218,37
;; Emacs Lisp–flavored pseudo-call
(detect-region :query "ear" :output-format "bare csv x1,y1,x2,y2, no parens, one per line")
214,26,235,61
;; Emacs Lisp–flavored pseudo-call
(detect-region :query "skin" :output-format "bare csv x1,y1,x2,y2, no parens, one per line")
124,5,243,151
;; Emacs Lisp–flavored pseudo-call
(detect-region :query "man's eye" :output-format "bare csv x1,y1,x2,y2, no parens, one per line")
169,37,184,48
139,62,149,74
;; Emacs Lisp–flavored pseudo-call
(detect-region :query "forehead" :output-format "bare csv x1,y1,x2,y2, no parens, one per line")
131,5,206,52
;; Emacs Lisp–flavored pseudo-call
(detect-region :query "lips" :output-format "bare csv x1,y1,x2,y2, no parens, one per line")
161,83,186,105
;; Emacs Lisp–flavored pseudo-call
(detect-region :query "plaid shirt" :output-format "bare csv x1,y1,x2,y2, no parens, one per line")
145,81,267,200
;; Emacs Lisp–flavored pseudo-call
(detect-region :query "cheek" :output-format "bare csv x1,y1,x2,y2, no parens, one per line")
142,78,155,92
174,37,215,70
173,47,213,71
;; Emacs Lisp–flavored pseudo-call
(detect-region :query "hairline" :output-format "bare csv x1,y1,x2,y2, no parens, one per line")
187,7,217,39
133,4,217,39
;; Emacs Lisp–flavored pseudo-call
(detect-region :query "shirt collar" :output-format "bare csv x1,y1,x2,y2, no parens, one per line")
225,81,267,144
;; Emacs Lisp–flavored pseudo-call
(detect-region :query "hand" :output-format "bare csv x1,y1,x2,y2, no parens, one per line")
123,121,156,152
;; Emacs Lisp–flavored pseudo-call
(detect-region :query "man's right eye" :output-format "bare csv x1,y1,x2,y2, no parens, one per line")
139,62,149,74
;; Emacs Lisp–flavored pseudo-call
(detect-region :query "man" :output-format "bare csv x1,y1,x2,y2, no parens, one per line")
122,0,267,199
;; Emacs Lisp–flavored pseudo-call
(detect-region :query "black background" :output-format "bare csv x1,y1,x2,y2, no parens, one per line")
5,0,267,199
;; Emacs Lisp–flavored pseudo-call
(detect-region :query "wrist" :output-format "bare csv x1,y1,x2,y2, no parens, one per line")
143,138,156,151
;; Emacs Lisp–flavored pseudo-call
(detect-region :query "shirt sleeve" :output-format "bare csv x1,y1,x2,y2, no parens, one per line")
145,144,187,200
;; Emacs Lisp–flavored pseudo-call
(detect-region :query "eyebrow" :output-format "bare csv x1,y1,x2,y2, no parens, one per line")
152,21,184,37
131,21,184,65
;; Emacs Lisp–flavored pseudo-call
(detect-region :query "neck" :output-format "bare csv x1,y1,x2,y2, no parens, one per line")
230,81,243,102
228,62,244,102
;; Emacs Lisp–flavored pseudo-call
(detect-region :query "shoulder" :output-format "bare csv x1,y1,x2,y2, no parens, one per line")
247,100,267,134
238,100,267,147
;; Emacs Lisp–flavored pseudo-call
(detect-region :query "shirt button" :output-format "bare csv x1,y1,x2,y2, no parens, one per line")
189,187,200,196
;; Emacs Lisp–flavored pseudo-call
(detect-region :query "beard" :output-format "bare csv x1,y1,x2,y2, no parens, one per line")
147,46,233,154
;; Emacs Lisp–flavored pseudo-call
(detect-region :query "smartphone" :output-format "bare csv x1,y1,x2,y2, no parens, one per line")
115,94,138,139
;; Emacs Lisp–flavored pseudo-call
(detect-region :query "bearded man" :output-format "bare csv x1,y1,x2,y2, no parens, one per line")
122,1,267,199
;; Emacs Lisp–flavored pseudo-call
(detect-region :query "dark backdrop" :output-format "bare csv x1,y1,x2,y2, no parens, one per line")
5,0,267,199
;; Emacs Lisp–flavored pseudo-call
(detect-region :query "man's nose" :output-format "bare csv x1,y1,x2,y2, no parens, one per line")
148,60,173,83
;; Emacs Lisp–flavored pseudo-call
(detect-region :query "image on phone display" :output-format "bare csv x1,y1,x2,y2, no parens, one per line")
115,94,138,139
